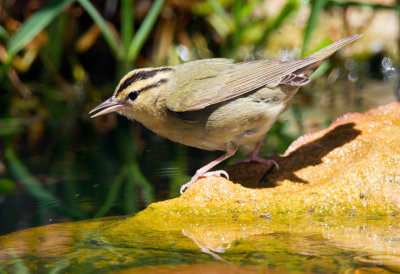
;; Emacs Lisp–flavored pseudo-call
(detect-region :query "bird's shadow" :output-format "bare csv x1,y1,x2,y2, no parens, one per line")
224,122,361,188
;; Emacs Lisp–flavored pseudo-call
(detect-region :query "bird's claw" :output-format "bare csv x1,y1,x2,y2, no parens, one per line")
180,170,229,194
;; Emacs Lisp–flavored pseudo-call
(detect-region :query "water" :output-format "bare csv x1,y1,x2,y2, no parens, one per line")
1,215,399,272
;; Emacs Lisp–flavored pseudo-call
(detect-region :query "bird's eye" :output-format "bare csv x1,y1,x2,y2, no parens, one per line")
128,91,138,101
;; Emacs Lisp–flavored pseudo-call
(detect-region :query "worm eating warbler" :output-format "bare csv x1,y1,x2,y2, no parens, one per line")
90,34,361,193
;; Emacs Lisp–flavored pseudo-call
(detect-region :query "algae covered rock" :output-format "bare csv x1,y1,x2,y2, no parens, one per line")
142,102,400,218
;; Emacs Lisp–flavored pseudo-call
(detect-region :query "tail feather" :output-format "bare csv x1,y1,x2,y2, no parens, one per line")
307,34,362,60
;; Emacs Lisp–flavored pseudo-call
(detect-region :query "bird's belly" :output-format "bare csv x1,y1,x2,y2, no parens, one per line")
140,89,288,152
185,95,286,151
214,101,285,149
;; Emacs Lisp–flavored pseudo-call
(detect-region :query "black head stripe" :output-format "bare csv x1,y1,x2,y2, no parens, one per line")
136,78,168,94
116,67,172,95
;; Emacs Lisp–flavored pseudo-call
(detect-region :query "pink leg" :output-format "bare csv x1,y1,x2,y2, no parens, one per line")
180,147,238,194
236,138,278,168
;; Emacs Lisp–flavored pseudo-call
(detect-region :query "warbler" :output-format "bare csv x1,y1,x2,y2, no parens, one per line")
90,34,361,193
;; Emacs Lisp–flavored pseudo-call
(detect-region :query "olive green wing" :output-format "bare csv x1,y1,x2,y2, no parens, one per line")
166,34,362,112
166,58,319,112
165,58,233,112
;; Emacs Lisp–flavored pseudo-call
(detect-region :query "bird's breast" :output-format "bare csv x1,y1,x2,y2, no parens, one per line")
130,86,291,152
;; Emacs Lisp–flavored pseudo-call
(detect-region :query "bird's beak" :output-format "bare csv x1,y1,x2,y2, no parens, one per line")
89,97,125,118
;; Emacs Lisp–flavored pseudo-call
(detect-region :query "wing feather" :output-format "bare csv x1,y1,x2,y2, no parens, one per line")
280,73,310,86
171,57,321,111
166,35,362,112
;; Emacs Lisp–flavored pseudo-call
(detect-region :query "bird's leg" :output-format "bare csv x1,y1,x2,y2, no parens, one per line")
180,147,238,194
236,138,278,168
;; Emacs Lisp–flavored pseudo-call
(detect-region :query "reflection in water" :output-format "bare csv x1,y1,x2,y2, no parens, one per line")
1,215,400,272
182,229,232,264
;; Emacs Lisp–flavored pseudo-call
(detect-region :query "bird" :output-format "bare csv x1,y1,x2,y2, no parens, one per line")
89,34,362,194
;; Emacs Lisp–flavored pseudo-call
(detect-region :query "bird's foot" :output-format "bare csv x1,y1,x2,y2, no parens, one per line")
236,155,279,169
180,170,229,194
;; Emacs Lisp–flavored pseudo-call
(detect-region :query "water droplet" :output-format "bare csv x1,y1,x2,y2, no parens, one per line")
381,56,397,80
381,57,393,71
281,48,297,61
348,71,358,82
177,45,190,62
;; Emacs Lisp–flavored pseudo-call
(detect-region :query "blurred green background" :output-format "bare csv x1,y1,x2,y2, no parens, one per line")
0,0,399,235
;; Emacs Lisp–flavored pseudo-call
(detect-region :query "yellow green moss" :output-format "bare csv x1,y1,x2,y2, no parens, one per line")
127,102,400,230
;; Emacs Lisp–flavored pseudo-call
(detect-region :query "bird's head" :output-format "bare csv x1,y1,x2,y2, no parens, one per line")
89,67,173,119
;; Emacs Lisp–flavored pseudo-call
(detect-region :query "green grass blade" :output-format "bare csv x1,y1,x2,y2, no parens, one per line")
232,0,244,22
43,12,67,69
302,35,332,57
121,0,134,53
230,0,244,58
124,164,137,214
309,61,330,80
256,0,299,47
120,0,134,73
127,0,165,61
302,0,327,57
131,163,154,205
229,0,262,58
268,0,299,33
207,0,232,25
77,0,121,58
6,0,73,59
5,145,82,220
93,166,127,218
240,0,262,21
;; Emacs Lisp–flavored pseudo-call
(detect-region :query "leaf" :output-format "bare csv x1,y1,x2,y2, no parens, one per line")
7,0,73,59
302,0,327,57
240,0,263,21
77,0,121,58
127,0,165,61
121,0,134,52
120,0,134,73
